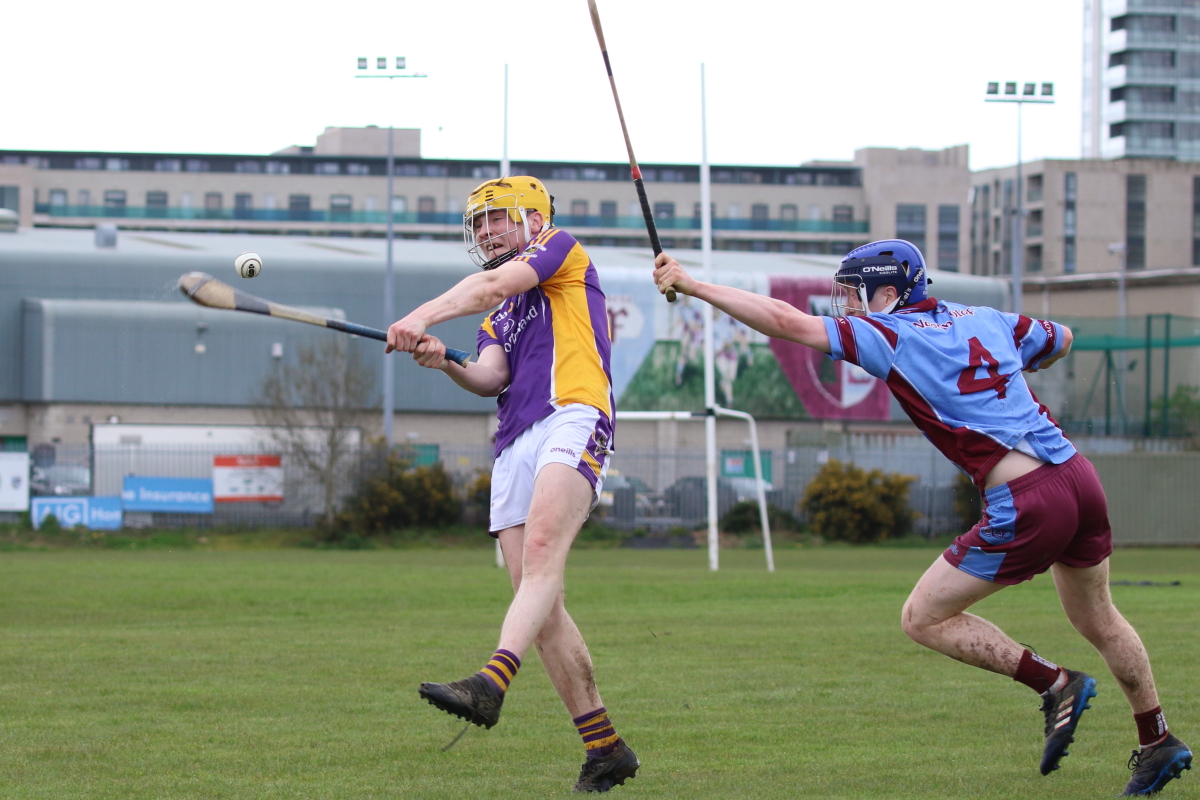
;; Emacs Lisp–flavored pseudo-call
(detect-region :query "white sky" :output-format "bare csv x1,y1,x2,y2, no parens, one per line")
3,0,1082,173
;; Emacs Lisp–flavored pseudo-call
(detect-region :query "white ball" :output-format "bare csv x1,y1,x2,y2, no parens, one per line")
235,252,262,279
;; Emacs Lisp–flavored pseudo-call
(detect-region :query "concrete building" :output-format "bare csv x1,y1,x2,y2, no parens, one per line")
0,129,970,266
1083,0,1200,161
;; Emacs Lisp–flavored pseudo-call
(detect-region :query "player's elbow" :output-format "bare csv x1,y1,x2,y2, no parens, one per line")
1060,326,1074,355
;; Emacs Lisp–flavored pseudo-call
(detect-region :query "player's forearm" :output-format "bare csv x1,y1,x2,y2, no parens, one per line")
441,360,508,397
413,272,511,329
689,281,829,351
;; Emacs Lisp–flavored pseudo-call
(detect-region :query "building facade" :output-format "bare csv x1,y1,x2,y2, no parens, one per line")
0,128,970,268
1083,0,1200,161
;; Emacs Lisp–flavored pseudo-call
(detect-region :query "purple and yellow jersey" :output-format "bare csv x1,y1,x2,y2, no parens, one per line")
822,298,1077,488
477,227,614,457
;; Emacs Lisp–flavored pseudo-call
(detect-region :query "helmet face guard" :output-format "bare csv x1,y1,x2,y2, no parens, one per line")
463,177,554,271
464,200,528,271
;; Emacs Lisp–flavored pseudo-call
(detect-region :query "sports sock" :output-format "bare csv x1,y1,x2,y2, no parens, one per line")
477,649,520,696
1014,649,1066,694
1134,706,1169,748
574,706,619,759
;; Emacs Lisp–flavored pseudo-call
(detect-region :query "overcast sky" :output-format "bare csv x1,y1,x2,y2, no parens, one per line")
4,0,1081,172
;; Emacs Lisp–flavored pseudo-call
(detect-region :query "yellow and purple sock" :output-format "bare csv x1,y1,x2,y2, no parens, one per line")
477,649,520,696
574,706,619,759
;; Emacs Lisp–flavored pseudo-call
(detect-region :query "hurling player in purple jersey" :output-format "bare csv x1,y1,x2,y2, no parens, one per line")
387,177,638,793
653,240,1190,795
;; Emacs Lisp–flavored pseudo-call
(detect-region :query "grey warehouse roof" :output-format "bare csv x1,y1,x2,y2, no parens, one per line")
1,229,1010,410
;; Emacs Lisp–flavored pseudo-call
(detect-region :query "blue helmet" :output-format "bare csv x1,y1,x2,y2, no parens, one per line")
831,239,930,316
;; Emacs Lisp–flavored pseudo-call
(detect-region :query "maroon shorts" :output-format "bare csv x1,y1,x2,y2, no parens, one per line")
942,454,1113,585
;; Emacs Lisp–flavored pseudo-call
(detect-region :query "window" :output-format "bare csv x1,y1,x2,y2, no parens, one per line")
1192,176,1200,266
234,193,252,219
640,169,657,181
1026,244,1043,273
288,194,311,220
1026,174,1043,202
780,204,798,222
471,165,500,180
346,163,370,176
75,157,101,170
628,202,640,216
103,190,126,216
146,191,167,217
581,168,607,181
330,194,352,220
0,186,18,212
832,205,854,223
417,196,436,221
551,167,579,181
314,162,340,175
204,192,223,217
391,196,407,213
1064,171,1078,273
1126,174,1147,269
185,159,209,172
599,201,617,221
105,158,129,171
235,161,261,174
727,203,741,218
938,204,960,271
896,204,927,253
364,196,377,212
49,189,67,207
262,194,275,210
653,202,675,221
395,164,419,177
155,159,181,172
1026,208,1043,238
180,192,191,209
570,200,589,217
750,203,769,229
659,169,685,182
264,161,290,174
422,164,448,178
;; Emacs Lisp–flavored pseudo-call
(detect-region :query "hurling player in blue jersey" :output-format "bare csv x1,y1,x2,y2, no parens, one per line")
653,240,1190,796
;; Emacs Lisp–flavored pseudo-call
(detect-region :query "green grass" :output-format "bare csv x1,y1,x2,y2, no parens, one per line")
0,546,1197,799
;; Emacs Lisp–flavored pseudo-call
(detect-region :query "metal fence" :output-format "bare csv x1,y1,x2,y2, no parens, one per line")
8,435,1200,544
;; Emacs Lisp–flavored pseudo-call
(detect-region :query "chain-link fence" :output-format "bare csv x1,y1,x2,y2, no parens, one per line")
7,434,1199,545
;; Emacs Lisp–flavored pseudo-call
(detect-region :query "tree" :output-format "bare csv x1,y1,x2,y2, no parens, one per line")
256,336,375,528
800,459,916,544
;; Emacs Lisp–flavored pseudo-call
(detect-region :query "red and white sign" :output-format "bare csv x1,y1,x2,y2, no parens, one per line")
212,455,283,503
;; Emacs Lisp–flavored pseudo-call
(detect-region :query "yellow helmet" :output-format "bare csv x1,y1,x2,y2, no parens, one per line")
463,177,555,270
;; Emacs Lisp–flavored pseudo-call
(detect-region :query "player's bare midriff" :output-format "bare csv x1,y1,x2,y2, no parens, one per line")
983,449,1047,491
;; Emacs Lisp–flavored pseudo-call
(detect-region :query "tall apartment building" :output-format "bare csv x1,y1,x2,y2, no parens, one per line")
1083,0,1200,161
971,156,1200,317
0,128,971,268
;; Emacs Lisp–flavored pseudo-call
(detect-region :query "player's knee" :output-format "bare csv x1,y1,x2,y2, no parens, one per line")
900,598,930,643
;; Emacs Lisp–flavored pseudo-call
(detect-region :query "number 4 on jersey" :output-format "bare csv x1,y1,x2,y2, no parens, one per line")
957,337,1008,399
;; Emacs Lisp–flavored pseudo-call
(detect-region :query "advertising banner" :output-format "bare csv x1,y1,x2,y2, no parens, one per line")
31,496,123,530
121,477,214,513
213,455,283,503
0,452,30,512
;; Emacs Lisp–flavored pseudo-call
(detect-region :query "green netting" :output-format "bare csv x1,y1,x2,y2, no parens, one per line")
1055,314,1200,351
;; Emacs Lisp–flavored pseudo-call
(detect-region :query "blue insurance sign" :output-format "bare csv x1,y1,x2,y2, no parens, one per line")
122,477,214,513
31,497,124,530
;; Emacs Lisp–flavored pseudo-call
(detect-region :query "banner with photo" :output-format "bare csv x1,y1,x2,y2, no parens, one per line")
601,267,889,421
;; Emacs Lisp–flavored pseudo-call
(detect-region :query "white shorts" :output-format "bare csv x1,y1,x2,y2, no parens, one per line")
489,404,612,534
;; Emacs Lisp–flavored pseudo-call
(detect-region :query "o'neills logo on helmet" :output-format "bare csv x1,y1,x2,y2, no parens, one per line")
861,265,899,274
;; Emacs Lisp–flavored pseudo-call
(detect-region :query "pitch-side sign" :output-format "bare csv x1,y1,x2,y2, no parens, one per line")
0,452,30,511
31,497,123,530
122,477,214,513
213,455,283,503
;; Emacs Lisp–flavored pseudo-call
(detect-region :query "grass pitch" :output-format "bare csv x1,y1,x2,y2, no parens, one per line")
0,546,1197,799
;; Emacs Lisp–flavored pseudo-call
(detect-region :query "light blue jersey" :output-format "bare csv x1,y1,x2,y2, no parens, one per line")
822,298,1076,487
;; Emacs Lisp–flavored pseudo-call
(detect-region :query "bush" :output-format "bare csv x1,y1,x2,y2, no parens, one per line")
338,451,462,536
720,500,799,534
800,459,916,544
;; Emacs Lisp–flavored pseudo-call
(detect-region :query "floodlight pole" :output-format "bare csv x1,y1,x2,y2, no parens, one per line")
985,82,1054,315
502,64,510,177
356,58,428,447
700,63,719,572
